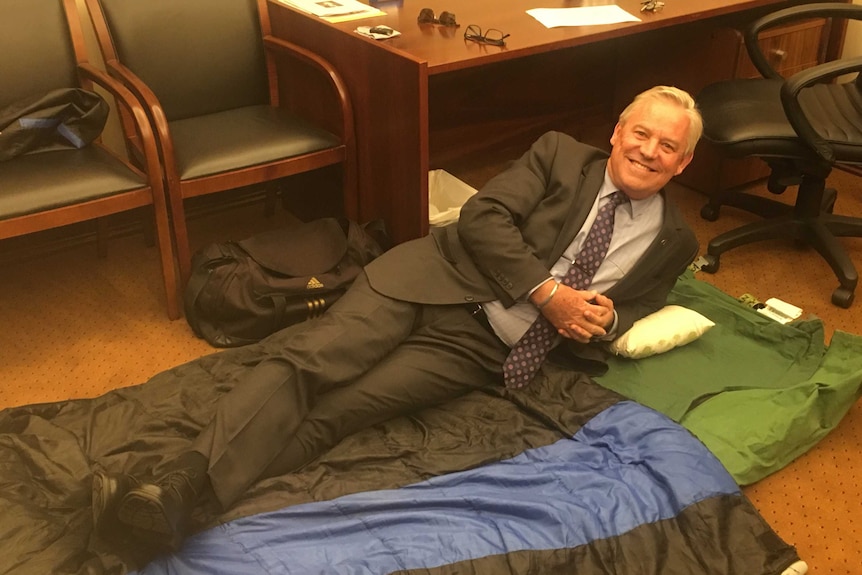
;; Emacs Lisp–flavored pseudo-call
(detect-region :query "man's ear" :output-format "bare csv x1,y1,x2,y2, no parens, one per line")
675,153,694,176
609,123,622,148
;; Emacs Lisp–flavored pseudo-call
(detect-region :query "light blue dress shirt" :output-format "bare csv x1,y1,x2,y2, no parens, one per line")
483,169,664,346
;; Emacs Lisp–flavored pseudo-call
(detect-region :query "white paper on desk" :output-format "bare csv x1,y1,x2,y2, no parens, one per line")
279,0,381,18
324,9,384,23
526,5,641,28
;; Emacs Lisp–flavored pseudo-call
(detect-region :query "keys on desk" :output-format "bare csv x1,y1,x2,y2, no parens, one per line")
641,0,665,12
356,25,401,40
370,26,395,36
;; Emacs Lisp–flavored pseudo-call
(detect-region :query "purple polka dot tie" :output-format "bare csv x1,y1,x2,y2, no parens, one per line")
503,191,629,389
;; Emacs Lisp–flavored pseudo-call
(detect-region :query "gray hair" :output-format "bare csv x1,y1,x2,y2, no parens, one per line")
619,86,703,155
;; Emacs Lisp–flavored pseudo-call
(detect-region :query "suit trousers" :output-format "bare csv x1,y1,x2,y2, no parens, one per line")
192,272,509,508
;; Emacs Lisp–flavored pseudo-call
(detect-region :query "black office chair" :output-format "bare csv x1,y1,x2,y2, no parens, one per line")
697,3,862,308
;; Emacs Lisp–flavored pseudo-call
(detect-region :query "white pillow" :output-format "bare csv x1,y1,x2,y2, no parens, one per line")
609,305,715,359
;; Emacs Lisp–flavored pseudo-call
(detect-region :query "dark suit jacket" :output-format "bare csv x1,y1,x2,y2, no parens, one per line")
366,131,698,348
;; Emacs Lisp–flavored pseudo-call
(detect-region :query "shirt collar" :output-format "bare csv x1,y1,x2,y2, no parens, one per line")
601,168,661,219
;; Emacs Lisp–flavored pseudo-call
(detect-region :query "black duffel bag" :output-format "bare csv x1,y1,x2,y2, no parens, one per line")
184,217,387,347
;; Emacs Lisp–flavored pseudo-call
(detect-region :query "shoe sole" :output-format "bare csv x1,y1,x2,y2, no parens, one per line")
118,485,185,550
93,471,149,547
91,471,114,538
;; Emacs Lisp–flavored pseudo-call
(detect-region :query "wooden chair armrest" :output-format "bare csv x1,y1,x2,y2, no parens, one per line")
98,59,180,184
263,35,355,146
76,62,164,184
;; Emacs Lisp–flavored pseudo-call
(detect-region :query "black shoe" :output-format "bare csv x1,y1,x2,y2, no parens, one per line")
92,471,141,540
116,468,201,551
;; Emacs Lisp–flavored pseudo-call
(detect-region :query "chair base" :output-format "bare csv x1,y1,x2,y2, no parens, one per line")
700,187,835,222
699,182,861,309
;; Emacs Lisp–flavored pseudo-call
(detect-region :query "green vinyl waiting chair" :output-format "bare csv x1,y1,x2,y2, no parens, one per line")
83,0,358,287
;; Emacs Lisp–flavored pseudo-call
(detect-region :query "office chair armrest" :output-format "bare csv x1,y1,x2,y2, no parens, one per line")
745,2,862,80
780,56,862,164
76,62,164,184
262,35,355,144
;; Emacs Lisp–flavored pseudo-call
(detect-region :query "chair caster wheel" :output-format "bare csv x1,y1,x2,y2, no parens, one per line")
700,203,720,222
831,287,854,309
700,254,720,274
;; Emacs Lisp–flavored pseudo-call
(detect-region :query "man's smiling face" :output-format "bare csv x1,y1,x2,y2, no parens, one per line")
607,98,694,200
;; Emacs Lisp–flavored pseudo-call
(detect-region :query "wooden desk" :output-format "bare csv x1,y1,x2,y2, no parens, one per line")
267,0,839,243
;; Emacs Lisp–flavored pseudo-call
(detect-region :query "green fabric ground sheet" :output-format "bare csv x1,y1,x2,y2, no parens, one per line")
596,271,862,485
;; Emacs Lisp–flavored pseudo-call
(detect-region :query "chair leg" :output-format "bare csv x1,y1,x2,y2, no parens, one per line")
174,220,192,290
706,215,797,256
148,198,180,320
155,227,181,320
700,191,791,222
163,181,193,296
824,213,862,238
805,220,858,308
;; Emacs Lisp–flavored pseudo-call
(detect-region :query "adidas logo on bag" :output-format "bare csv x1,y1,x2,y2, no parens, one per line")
306,277,324,289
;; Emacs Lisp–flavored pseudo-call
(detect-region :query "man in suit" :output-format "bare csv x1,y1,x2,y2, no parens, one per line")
93,85,702,551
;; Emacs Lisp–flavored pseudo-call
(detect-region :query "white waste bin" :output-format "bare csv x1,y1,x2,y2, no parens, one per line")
428,169,478,227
